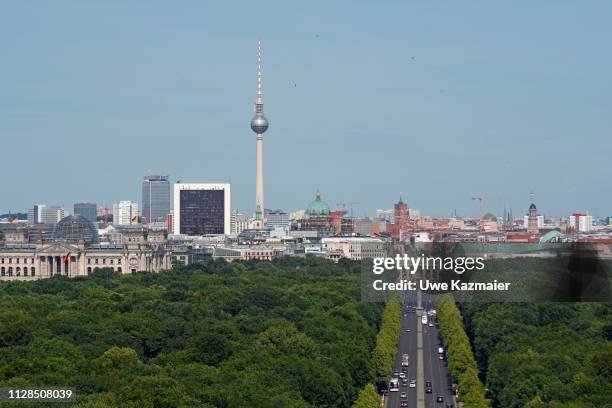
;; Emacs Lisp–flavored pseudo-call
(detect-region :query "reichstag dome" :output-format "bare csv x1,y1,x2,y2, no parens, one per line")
51,215,100,245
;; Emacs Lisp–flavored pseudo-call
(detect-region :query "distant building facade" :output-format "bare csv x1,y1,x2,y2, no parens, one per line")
266,209,290,231
113,201,139,225
353,218,373,236
0,216,171,280
571,213,593,233
173,183,231,235
142,175,171,223
27,204,66,225
231,211,248,235
322,237,386,261
74,203,97,224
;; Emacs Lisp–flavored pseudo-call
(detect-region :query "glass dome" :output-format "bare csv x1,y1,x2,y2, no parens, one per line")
52,215,100,244
305,190,331,219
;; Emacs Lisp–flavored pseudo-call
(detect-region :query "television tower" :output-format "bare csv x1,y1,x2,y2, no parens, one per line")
250,40,269,226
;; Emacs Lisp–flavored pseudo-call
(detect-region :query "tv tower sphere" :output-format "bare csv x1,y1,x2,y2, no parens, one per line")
251,114,268,134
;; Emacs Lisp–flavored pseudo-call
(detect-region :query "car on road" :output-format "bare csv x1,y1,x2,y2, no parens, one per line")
389,378,400,392
428,322,434,327
409,382,416,388
399,372,406,379
446,404,453,408
393,371,399,377
439,354,445,360
400,401,408,407
425,381,432,387
401,367,408,372
405,329,411,332
425,388,432,394
437,396,444,403
400,392,407,398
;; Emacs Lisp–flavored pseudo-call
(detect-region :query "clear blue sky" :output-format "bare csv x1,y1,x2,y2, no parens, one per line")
1,1,611,218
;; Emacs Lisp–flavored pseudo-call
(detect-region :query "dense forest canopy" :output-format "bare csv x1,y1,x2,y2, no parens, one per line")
461,301,612,407
0,257,383,408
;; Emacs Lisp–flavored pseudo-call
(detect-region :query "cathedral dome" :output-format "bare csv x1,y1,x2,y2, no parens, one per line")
52,215,100,244
305,190,331,219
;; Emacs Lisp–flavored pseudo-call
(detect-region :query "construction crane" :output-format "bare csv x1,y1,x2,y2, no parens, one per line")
99,207,112,225
471,196,510,232
336,200,360,217
471,196,484,232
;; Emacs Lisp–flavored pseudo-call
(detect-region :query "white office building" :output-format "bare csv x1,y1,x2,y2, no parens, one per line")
322,237,386,261
113,201,139,225
231,210,249,235
27,204,66,225
266,209,289,231
570,213,593,233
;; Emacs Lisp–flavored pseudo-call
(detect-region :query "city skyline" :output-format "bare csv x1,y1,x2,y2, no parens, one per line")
1,2,611,217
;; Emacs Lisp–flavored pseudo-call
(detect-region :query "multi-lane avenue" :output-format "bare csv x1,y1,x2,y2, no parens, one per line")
385,291,456,408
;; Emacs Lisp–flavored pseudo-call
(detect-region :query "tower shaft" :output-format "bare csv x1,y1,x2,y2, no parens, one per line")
255,134,264,218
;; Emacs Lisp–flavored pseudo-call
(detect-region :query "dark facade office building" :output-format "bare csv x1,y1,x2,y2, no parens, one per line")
142,175,171,223
173,184,231,236
73,203,97,224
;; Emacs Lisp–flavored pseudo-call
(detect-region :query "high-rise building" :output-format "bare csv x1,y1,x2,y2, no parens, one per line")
113,201,139,225
142,175,171,223
250,41,269,228
173,183,231,236
74,203,97,224
27,204,66,225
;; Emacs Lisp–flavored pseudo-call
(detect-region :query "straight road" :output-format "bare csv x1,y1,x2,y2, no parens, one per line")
385,291,455,408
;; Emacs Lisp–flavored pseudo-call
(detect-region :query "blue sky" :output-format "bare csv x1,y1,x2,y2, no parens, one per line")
1,1,611,218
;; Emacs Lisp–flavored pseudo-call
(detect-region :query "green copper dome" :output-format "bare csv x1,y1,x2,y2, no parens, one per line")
305,190,331,218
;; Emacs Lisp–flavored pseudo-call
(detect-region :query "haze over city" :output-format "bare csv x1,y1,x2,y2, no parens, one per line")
2,1,611,217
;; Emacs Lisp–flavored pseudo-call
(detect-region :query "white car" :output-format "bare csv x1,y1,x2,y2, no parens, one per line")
409,382,416,388
428,322,434,327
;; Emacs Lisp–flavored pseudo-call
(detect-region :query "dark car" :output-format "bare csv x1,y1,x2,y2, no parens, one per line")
401,367,408,373
436,396,444,403
446,404,453,408
426,388,432,394
425,381,432,387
